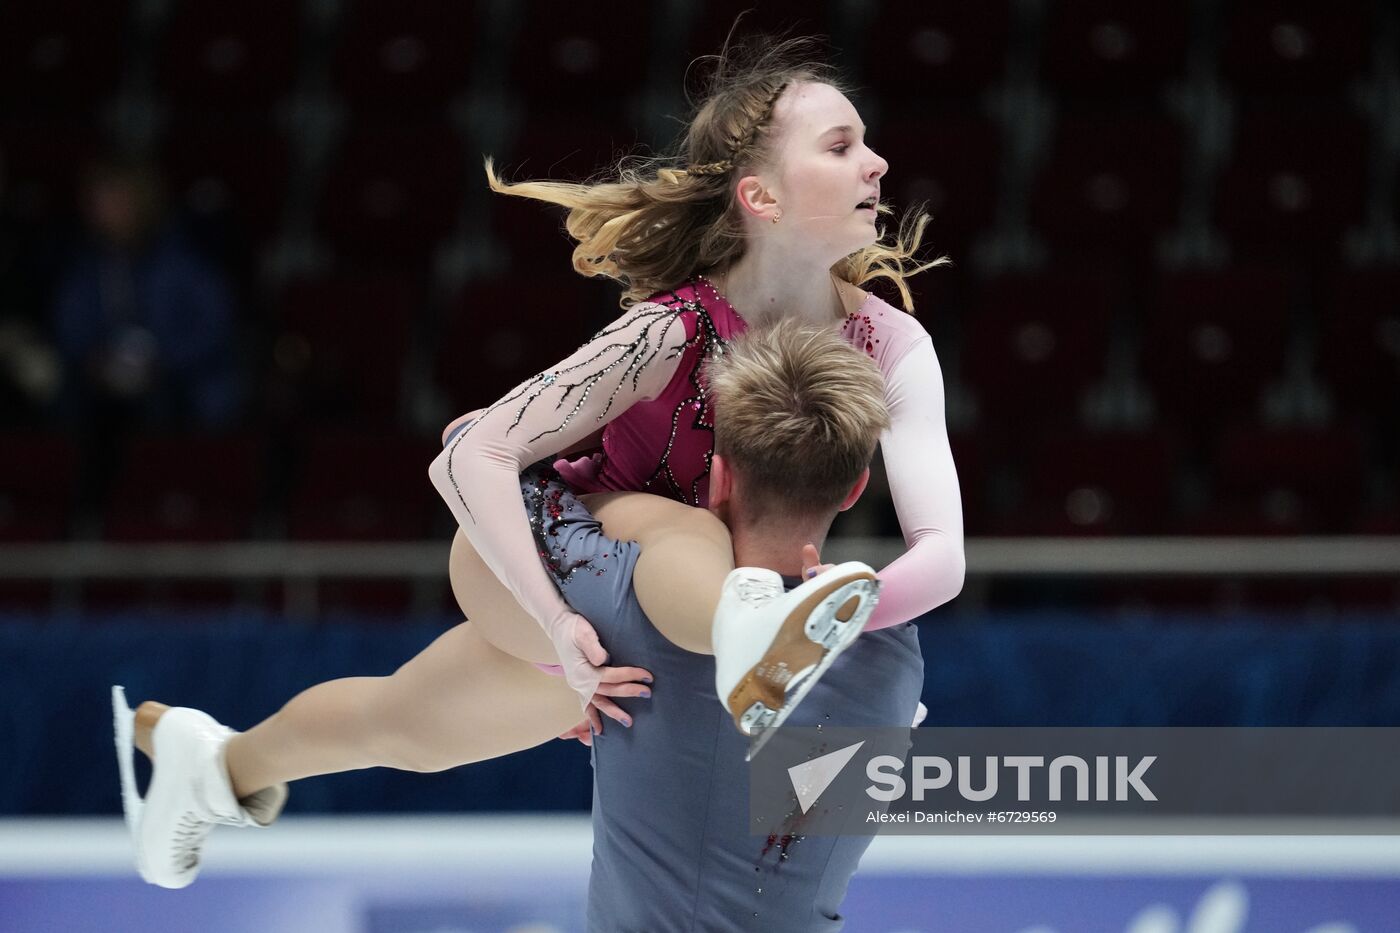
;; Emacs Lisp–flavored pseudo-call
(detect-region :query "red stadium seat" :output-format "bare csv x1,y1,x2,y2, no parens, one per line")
0,1,129,114
273,276,421,422
83,579,242,613
492,116,642,263
162,120,290,243
1170,499,1312,536
1210,423,1367,533
1029,116,1184,262
948,430,989,535
961,272,1120,426
435,275,615,413
1334,506,1400,607
103,434,264,541
1140,267,1295,432
0,434,76,542
861,1,1011,102
1221,0,1373,98
999,429,1180,535
287,431,440,540
317,123,464,263
282,428,441,613
872,114,1000,259
1316,267,1400,422
508,2,654,107
332,1,477,111
157,0,301,112
505,115,641,182
266,577,416,616
1215,109,1369,260
1041,1,1189,103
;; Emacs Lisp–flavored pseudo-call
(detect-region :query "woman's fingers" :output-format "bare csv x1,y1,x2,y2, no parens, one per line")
801,542,835,579
597,664,653,685
558,720,593,746
595,681,652,699
591,695,633,727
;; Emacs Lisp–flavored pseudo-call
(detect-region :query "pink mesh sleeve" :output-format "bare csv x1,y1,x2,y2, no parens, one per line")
427,303,692,695
865,335,967,629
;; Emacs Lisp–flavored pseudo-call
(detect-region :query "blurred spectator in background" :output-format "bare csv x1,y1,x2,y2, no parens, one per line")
0,145,62,426
52,156,243,432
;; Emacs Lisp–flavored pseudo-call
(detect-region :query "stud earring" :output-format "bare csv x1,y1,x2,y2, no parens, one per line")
771,210,782,225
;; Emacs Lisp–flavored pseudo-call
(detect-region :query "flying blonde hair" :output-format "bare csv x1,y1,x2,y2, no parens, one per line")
485,34,949,311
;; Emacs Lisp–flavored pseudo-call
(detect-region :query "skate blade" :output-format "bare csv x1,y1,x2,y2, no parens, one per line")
745,581,881,761
111,686,151,882
726,574,878,736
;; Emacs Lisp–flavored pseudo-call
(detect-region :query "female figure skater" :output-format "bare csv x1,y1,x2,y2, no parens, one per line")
114,35,964,888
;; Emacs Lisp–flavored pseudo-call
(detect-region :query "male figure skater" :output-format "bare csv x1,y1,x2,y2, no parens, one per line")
116,323,934,928
534,321,929,931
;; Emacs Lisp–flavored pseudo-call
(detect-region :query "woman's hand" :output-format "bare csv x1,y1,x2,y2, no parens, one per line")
550,613,653,721
801,543,834,580
558,671,655,745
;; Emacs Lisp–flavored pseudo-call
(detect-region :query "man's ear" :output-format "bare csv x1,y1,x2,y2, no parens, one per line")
837,467,870,512
709,453,734,512
734,173,779,220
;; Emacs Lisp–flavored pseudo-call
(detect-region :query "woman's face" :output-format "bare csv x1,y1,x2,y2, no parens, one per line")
762,82,888,258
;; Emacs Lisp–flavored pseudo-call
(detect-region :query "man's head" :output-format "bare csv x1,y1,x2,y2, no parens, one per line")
706,319,889,535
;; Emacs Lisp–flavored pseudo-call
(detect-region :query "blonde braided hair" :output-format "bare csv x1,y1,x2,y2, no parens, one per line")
486,34,948,310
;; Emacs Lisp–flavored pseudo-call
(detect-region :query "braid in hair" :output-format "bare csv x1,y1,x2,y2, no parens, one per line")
725,79,790,168
684,78,788,177
682,159,734,176
485,32,949,311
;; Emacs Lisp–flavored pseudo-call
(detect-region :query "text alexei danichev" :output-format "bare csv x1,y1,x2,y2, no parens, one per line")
866,810,1059,824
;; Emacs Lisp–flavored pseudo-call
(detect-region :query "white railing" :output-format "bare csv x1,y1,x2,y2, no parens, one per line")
3,537,1395,616
2,537,1397,580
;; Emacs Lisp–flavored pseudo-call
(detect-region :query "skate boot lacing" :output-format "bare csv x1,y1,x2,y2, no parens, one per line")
171,799,244,872
172,813,209,872
736,577,783,606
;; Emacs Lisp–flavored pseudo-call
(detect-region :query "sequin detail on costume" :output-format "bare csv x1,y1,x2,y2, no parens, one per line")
524,469,599,586
843,309,882,358
439,302,691,521
639,285,727,505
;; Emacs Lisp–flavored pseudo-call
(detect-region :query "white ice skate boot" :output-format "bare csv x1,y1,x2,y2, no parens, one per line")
112,686,287,889
713,563,880,757
912,701,929,727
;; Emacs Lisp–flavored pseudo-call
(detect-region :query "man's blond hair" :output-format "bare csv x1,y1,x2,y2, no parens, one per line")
706,320,889,520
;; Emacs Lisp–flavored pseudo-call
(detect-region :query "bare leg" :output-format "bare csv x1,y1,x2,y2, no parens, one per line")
581,492,734,655
449,530,556,664
224,620,580,797
221,494,713,798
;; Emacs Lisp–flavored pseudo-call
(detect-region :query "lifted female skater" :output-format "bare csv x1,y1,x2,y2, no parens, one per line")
114,35,964,888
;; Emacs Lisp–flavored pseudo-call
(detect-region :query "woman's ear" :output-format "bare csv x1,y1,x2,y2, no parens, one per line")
734,174,779,220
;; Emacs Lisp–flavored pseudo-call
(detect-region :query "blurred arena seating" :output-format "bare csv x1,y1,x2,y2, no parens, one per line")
0,0,1395,620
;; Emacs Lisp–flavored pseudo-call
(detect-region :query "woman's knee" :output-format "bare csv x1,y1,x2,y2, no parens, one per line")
651,501,731,553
